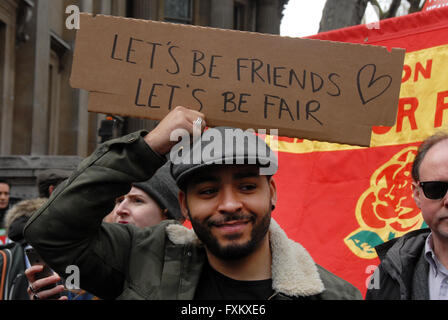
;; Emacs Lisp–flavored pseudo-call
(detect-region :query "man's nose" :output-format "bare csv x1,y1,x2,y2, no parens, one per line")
217,187,243,214
443,193,448,208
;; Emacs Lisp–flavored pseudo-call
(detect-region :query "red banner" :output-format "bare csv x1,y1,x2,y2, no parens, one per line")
271,7,448,296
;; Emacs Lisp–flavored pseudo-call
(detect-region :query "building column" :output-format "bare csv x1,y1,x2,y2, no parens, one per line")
30,0,51,154
111,0,127,17
0,0,18,155
94,0,111,139
75,0,94,157
256,0,284,34
100,0,111,14
210,0,233,29
12,0,50,155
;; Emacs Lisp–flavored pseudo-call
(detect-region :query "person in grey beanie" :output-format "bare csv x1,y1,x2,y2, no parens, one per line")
105,161,184,227
133,161,183,222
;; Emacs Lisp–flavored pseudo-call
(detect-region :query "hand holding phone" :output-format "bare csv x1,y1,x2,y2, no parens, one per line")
25,247,62,299
25,248,54,280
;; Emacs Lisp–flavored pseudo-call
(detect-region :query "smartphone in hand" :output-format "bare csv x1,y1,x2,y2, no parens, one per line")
25,247,61,298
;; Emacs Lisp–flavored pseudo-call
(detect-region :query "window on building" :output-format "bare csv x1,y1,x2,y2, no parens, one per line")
126,0,133,17
164,0,193,24
234,1,246,30
46,31,70,155
234,0,256,31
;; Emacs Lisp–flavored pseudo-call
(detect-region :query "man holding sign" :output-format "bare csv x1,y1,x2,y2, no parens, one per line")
24,106,361,300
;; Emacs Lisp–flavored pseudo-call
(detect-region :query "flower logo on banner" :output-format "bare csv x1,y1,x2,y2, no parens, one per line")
344,147,428,259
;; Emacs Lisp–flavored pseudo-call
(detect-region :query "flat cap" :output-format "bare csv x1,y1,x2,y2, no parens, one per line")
36,169,72,198
170,127,278,189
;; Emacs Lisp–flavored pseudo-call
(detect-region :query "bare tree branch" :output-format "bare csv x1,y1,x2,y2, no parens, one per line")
318,0,426,33
382,0,402,19
369,0,384,17
408,0,425,13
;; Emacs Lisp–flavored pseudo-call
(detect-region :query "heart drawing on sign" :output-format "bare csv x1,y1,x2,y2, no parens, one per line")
357,64,392,105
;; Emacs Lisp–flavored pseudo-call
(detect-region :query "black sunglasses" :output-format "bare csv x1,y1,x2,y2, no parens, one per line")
419,181,448,200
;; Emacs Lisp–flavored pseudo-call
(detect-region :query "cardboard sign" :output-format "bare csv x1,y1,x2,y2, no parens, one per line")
70,14,406,146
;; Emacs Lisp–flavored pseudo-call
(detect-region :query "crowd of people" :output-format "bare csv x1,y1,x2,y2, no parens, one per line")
1,106,447,300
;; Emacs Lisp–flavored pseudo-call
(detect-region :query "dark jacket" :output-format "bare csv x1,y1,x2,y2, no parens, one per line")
365,228,431,300
24,131,362,300
0,242,29,300
0,198,48,300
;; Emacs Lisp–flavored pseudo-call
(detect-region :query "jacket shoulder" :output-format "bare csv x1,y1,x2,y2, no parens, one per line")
375,228,430,260
316,265,363,300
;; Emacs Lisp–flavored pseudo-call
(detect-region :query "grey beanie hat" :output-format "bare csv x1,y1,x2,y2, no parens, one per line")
170,127,278,189
133,161,183,222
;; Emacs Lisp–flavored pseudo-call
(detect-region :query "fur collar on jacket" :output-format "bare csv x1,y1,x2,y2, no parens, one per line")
4,197,48,234
165,218,325,297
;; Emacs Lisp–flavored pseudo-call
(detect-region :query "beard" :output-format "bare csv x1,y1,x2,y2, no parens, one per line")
188,208,271,261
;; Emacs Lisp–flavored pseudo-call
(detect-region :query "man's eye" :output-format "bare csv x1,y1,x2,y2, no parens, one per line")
240,184,256,191
199,188,217,195
133,198,144,203
115,198,124,204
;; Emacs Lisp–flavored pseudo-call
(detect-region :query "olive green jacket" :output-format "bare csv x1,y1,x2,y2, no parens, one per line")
24,131,362,300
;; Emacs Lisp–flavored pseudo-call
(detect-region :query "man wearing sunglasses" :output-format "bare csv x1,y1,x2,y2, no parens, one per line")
366,132,448,300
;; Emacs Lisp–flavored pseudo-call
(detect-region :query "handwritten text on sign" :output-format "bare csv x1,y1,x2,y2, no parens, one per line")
70,14,405,146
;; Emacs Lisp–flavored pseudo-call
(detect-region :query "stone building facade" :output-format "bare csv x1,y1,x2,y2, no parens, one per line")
0,0,288,200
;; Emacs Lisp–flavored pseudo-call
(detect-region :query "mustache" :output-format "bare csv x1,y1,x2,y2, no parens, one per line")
207,213,256,227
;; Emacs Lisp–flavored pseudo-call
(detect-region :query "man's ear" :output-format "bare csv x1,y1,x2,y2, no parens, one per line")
161,209,169,221
178,190,190,221
269,177,278,210
412,181,422,209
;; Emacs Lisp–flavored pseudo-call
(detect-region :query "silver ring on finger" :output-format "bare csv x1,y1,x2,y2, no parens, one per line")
29,284,36,294
33,293,40,300
193,117,203,128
